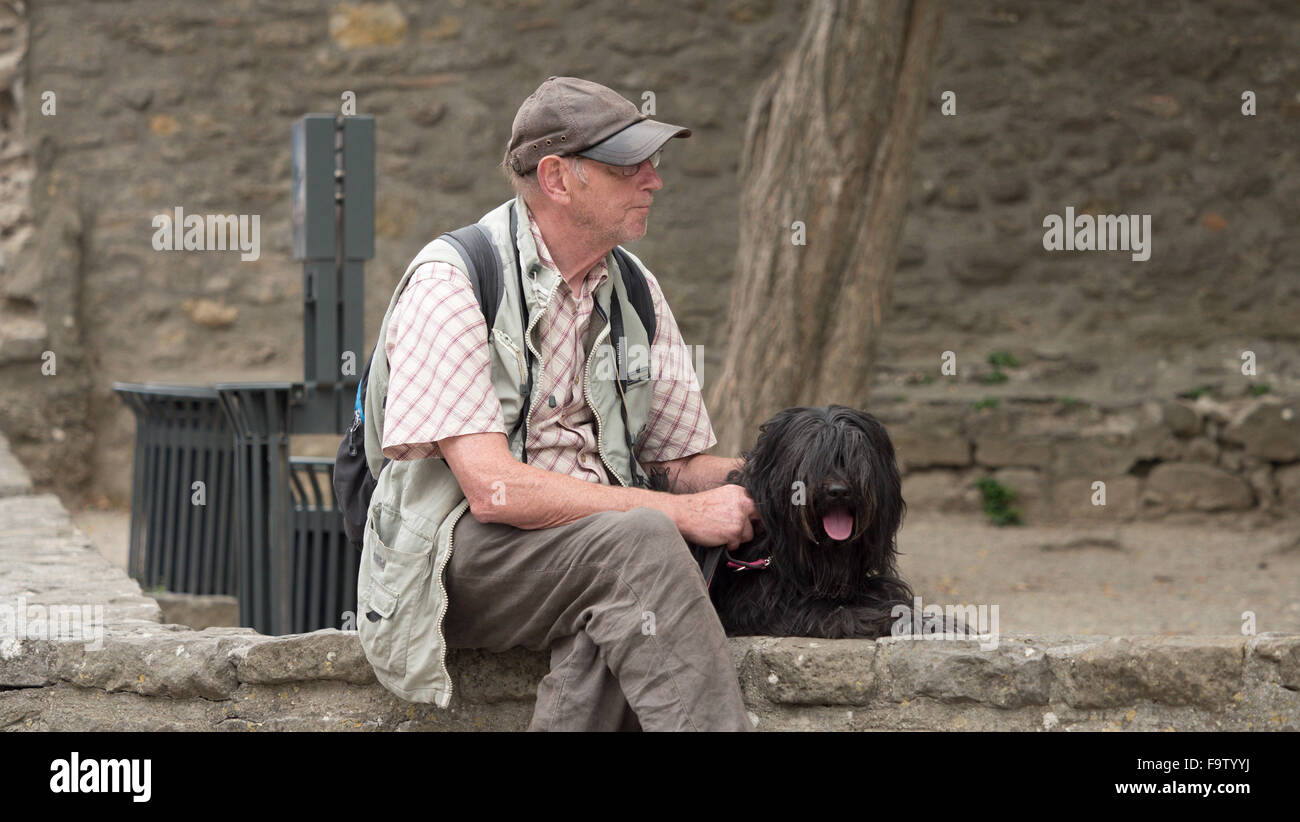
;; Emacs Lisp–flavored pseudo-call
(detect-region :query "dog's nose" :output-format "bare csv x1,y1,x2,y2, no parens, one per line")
825,483,850,502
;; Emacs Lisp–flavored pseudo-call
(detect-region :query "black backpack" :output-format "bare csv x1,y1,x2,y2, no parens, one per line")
333,204,657,549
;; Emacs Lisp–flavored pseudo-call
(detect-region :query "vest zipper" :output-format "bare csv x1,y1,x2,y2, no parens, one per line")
436,499,471,708
520,279,555,461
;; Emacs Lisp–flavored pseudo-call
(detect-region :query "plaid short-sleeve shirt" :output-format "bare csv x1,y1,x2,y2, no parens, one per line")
381,208,715,484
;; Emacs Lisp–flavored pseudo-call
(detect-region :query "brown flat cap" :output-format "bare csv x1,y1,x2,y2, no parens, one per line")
506,76,691,175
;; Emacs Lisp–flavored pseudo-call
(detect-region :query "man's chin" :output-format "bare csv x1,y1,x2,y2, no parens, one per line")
621,215,650,243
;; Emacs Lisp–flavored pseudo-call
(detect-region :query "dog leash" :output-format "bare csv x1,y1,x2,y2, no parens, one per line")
695,546,771,590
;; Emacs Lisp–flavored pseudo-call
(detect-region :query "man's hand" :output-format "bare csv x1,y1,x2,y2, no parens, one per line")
668,484,761,552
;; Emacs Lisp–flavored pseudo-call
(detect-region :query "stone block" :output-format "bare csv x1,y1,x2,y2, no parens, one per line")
1051,435,1138,477
947,241,1023,284
1160,400,1201,436
1183,436,1219,464
52,632,258,700
236,630,376,686
0,434,34,498
1252,634,1300,691
1131,422,1181,462
875,638,1052,708
0,321,47,365
446,647,550,703
740,637,877,706
894,430,970,470
1276,463,1300,510
1142,463,1254,512
1051,476,1139,521
1047,636,1245,709
328,2,408,49
0,638,59,687
1222,402,1300,462
902,471,980,514
975,435,1052,469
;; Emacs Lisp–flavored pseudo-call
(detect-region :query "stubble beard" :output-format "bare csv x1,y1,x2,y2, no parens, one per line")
572,193,647,249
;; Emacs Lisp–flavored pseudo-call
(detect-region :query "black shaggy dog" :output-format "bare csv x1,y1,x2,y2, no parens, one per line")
652,405,920,639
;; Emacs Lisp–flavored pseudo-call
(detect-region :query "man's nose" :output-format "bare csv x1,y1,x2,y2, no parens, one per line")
640,163,663,191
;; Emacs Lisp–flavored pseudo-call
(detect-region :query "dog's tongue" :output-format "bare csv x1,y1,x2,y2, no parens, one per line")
822,508,853,541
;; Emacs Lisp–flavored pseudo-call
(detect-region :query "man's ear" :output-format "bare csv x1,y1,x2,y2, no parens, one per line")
536,155,573,205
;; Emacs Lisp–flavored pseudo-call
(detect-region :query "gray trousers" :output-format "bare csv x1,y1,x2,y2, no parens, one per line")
443,506,752,731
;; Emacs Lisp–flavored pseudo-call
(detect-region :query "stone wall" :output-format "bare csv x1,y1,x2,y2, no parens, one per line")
0,0,1296,509
881,0,1300,403
0,3,31,270
6,628,1300,732
2,431,1297,731
885,392,1300,524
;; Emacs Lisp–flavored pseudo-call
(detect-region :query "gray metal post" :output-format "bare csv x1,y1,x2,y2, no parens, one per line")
292,114,374,435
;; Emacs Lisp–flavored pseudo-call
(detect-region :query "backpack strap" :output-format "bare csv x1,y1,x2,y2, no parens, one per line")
612,247,656,347
353,204,531,464
451,203,533,461
353,210,515,420
506,204,533,462
607,247,658,487
441,223,504,330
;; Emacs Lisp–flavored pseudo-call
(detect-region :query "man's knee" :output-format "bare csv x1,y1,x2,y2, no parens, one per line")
621,507,682,545
580,507,686,565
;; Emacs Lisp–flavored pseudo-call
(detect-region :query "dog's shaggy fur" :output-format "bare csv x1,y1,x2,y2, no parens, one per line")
655,405,922,639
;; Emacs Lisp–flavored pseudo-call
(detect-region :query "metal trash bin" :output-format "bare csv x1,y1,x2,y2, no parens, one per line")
216,382,296,636
113,383,238,596
289,458,359,634
216,382,357,636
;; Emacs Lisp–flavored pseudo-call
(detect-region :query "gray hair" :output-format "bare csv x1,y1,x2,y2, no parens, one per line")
499,151,589,201
567,155,590,186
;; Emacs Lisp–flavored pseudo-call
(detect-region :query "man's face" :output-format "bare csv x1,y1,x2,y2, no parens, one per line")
566,154,664,248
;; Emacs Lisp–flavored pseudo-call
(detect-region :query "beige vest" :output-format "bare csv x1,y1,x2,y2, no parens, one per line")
356,196,656,706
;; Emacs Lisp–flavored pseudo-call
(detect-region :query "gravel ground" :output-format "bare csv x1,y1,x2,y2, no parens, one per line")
70,507,1300,637
897,513,1300,636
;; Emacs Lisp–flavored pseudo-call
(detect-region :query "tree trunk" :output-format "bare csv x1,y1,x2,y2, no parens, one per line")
707,0,944,456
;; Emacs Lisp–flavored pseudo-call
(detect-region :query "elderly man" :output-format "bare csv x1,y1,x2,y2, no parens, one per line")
356,77,759,731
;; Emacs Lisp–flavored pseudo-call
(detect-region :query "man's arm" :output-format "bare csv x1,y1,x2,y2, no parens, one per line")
439,431,758,550
642,453,743,493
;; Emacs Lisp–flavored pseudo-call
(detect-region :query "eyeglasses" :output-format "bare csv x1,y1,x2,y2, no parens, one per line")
609,150,661,177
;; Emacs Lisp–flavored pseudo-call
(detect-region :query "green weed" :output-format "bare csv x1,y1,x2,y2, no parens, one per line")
975,476,1023,526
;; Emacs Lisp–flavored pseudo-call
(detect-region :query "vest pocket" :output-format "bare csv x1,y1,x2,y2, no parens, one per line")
492,329,528,388
358,507,433,681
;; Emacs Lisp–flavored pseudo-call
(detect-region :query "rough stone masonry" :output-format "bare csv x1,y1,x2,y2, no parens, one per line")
0,1,1296,509
1,432,1296,731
